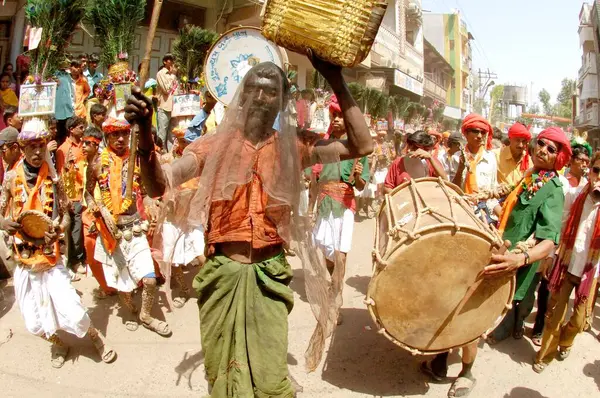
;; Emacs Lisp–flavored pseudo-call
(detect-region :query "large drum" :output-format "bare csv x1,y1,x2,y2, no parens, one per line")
368,178,515,355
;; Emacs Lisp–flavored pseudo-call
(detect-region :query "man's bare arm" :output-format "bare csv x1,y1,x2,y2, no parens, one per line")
308,57,373,165
84,160,101,213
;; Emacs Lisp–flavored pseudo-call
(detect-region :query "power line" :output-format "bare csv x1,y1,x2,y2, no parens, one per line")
454,0,494,70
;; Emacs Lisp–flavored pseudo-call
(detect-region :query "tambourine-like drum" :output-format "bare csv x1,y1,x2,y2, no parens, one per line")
368,178,515,355
204,26,287,106
17,210,53,243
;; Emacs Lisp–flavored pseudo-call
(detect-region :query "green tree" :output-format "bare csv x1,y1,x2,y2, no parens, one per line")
555,78,576,119
489,85,504,124
538,89,552,115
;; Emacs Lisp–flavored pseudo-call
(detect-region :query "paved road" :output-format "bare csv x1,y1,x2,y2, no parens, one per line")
1,217,599,397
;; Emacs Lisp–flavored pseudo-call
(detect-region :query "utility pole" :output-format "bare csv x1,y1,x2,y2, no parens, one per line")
478,68,498,120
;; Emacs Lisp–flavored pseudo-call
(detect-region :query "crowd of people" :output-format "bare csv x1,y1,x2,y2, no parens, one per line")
0,46,599,398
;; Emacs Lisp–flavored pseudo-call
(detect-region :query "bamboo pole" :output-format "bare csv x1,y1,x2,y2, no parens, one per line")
125,0,164,203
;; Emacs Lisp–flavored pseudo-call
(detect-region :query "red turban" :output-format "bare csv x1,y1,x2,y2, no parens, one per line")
508,123,532,141
537,127,572,171
508,123,532,172
328,95,341,114
461,114,493,150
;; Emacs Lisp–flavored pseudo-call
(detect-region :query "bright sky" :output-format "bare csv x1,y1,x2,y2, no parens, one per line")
422,0,583,106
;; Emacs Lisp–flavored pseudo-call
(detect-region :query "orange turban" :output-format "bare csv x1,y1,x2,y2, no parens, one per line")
461,114,493,150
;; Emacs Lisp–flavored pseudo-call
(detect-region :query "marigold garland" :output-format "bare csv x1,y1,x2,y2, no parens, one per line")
98,148,141,218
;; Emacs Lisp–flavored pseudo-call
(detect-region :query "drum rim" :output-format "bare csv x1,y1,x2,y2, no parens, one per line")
17,209,52,244
370,177,515,354
203,26,289,106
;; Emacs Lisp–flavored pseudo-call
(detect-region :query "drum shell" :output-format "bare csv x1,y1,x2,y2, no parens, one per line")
368,178,514,354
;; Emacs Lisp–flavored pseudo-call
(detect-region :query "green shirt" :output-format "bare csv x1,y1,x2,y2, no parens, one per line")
318,157,370,217
502,175,564,300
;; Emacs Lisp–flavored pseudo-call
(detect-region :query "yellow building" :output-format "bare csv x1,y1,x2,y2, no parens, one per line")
423,11,474,119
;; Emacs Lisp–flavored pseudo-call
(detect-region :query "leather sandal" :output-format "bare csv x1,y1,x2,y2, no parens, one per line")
51,344,69,369
142,318,172,337
92,336,117,364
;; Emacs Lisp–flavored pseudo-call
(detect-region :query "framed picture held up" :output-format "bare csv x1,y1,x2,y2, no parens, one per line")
18,83,57,117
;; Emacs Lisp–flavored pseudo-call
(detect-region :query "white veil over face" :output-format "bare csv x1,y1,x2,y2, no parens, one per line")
158,62,343,372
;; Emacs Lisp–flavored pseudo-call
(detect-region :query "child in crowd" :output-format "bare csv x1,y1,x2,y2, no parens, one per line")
57,116,87,276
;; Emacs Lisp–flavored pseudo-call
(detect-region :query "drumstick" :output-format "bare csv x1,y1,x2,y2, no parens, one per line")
425,241,511,349
347,158,360,185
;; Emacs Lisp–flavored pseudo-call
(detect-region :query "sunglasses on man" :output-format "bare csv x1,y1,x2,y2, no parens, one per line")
536,139,558,155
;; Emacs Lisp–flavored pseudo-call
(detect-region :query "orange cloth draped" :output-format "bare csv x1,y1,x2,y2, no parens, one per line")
463,146,485,194
13,162,59,266
497,177,529,234
108,148,129,216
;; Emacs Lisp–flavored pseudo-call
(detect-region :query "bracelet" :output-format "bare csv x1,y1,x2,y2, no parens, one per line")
523,252,530,266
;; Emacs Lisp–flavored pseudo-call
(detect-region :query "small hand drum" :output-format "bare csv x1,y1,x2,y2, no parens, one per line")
17,210,53,245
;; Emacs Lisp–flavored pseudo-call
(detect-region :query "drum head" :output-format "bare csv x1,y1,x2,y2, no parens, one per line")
204,27,287,106
369,178,513,353
18,210,52,241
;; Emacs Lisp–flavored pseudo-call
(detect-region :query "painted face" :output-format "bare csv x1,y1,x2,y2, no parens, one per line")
241,73,281,142
106,130,130,155
533,138,559,170
22,140,46,168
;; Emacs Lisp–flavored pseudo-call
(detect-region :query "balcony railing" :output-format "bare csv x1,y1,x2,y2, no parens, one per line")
578,53,597,80
424,73,447,101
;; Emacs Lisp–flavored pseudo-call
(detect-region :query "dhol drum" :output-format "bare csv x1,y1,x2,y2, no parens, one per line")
368,177,515,355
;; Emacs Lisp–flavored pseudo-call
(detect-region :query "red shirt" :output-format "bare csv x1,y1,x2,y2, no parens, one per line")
384,157,440,189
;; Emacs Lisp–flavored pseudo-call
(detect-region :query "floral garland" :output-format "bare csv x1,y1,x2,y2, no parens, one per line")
14,164,54,218
97,148,141,217
521,170,557,200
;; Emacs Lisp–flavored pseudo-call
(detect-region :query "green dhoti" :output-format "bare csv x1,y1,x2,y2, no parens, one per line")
193,253,295,398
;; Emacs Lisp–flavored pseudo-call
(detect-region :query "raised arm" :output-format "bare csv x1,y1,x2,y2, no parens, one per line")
308,56,373,165
125,87,202,198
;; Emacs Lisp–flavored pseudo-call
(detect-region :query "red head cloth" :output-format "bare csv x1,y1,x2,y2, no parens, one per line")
508,123,532,141
461,113,493,150
328,95,341,114
508,123,532,172
537,127,573,171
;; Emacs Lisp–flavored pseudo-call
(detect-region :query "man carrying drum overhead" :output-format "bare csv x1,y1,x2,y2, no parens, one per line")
420,125,568,397
124,57,372,396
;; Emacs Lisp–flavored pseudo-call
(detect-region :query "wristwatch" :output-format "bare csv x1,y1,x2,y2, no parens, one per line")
523,252,530,266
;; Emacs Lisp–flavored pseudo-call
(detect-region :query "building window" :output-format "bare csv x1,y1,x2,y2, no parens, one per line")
449,40,455,50
451,79,456,89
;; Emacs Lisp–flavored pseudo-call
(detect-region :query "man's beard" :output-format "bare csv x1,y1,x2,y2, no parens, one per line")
245,108,274,141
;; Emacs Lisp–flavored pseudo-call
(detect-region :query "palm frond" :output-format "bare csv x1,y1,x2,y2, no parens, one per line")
26,0,87,79
87,0,146,67
347,82,364,104
173,25,218,81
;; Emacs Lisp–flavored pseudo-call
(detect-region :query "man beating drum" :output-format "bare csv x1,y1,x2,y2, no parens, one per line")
420,126,571,397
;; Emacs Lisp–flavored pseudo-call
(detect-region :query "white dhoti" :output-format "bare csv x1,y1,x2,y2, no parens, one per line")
14,263,90,338
354,183,377,199
313,208,355,260
94,235,155,292
161,222,205,266
298,187,310,217
373,168,388,185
